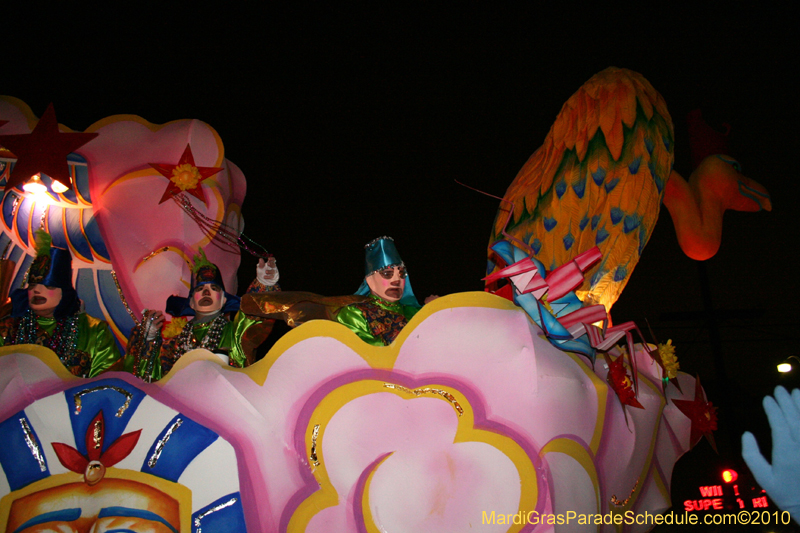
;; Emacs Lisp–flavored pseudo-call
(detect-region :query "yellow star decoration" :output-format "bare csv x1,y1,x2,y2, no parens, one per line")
170,164,201,191
658,339,679,379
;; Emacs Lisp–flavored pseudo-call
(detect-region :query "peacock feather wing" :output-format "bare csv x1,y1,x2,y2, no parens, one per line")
489,67,674,312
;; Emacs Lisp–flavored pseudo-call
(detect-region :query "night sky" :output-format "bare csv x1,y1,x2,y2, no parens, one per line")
5,4,800,523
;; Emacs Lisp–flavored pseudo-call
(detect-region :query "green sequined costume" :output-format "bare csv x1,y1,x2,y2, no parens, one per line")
126,312,267,381
334,294,419,346
0,312,122,377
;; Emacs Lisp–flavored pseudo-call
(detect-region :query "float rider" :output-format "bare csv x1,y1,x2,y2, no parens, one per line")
334,236,428,346
0,229,122,377
125,250,279,380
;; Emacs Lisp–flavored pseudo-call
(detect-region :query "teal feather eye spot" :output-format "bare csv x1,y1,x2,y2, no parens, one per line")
591,215,601,230
543,217,557,232
572,177,586,198
579,215,589,230
644,137,654,155
563,233,575,250
555,181,567,199
590,268,605,286
628,157,641,175
648,161,665,193
531,239,542,255
603,177,620,193
610,208,623,225
623,214,641,234
654,174,665,193
613,265,628,282
591,167,606,185
596,227,609,244
638,225,649,254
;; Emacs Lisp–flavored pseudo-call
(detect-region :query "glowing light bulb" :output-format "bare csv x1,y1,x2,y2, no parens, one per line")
22,174,47,194
722,469,738,483
50,180,69,193
778,356,800,373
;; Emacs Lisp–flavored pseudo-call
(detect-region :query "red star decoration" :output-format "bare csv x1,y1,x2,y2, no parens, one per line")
149,144,223,204
605,353,644,409
0,104,98,193
673,375,718,452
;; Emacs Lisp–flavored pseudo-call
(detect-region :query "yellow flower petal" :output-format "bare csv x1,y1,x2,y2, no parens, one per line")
171,164,201,191
163,316,188,339
658,339,679,379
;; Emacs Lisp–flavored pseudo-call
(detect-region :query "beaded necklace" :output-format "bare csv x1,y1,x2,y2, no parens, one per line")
14,310,80,364
176,314,228,353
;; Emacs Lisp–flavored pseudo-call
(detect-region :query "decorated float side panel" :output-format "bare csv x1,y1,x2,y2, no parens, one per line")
1,294,698,533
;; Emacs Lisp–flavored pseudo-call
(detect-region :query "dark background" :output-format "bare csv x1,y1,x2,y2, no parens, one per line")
4,4,799,528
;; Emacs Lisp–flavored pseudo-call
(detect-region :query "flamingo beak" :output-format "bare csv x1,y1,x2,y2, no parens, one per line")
735,175,772,212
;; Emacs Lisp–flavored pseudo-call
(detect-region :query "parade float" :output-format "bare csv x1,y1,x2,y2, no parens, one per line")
0,68,770,532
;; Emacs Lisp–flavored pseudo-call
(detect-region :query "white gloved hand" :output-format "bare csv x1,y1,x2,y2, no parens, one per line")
742,386,800,524
257,257,279,286
142,310,165,340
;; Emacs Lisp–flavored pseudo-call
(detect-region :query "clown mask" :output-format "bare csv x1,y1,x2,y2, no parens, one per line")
365,265,407,303
27,284,63,317
189,283,227,317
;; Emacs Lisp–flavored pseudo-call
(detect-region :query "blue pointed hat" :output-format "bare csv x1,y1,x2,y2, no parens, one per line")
27,230,73,290
10,230,80,318
355,236,420,308
363,236,404,275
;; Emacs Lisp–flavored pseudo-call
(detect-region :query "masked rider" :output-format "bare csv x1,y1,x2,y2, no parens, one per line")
0,230,122,377
125,251,279,380
334,236,432,346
